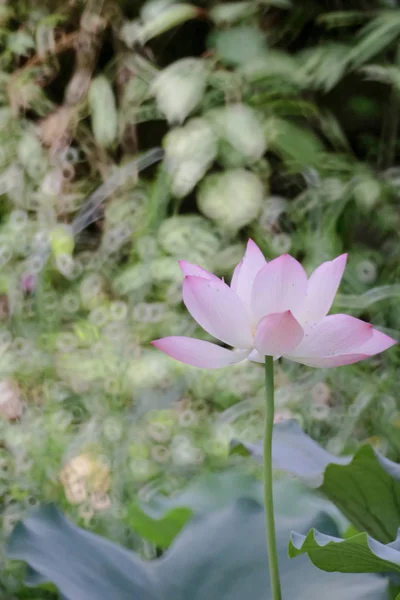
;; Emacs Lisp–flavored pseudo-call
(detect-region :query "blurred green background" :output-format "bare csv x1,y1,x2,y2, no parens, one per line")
0,0,400,596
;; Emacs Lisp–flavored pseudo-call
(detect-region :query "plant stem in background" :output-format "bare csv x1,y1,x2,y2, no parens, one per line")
264,356,282,600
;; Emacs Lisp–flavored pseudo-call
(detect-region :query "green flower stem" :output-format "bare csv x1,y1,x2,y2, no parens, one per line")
264,356,282,600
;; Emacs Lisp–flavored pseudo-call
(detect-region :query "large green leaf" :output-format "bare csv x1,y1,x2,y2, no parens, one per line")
289,528,400,574
322,446,400,544
8,504,159,600
7,479,389,600
233,420,400,543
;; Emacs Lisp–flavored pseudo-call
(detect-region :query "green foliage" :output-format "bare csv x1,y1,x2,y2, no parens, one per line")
7,478,390,600
0,0,400,596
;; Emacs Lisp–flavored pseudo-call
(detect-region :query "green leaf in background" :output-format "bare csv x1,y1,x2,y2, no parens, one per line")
348,12,400,69
7,479,389,600
233,420,400,543
257,0,291,7
209,2,256,25
319,110,352,152
164,117,217,197
7,31,35,55
197,169,264,232
316,11,371,29
157,214,221,265
88,76,118,149
151,58,208,124
289,528,400,575
138,3,201,43
264,118,324,170
140,0,177,22
240,50,300,85
298,43,350,92
209,25,268,66
127,503,192,550
361,65,400,94
205,104,266,166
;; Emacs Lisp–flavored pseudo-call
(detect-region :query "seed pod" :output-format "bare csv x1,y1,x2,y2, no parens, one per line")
88,76,118,148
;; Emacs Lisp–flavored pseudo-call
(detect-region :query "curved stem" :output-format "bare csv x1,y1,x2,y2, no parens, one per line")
264,356,282,600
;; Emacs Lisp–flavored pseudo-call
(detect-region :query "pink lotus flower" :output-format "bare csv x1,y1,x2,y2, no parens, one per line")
152,240,396,369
